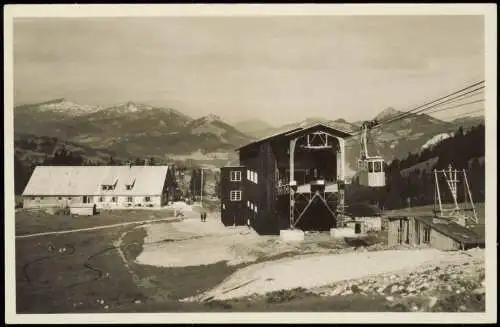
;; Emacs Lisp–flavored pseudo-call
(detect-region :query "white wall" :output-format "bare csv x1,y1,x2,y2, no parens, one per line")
23,196,82,209
24,195,162,210
94,195,161,209
354,217,382,232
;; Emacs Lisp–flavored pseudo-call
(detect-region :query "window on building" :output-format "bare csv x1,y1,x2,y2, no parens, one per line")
31,197,35,200
230,190,242,201
127,196,133,202
144,196,151,202
368,162,374,173
68,197,72,200
250,202,254,210
247,200,250,207
423,226,431,244
99,197,104,202
254,205,258,213
230,171,241,182
255,172,258,184
40,197,45,200
374,161,382,173
58,197,62,200
247,170,250,181
111,196,117,203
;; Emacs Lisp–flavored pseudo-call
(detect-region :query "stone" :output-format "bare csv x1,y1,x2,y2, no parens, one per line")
385,296,395,302
472,287,485,295
280,229,305,242
350,284,361,293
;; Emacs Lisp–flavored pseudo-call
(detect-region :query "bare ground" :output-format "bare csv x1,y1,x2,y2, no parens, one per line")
15,205,486,313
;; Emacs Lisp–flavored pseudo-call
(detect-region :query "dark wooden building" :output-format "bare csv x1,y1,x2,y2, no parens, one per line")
220,123,353,235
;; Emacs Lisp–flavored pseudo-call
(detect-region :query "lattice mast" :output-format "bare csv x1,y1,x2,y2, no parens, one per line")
433,165,478,225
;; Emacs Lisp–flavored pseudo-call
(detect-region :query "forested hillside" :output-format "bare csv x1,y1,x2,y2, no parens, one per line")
346,124,485,210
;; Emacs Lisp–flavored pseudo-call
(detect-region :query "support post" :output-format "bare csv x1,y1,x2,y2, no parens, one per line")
200,168,204,208
434,169,443,216
336,138,346,182
289,138,297,229
289,139,296,184
463,169,478,224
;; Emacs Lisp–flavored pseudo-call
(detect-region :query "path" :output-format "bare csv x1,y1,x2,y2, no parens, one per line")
189,248,481,301
16,217,183,239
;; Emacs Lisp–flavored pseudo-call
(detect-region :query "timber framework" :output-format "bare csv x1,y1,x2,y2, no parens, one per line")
219,123,353,235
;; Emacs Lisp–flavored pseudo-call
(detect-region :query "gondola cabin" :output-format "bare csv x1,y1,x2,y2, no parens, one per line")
357,156,385,187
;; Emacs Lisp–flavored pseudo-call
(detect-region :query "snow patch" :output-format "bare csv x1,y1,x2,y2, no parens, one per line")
38,99,103,116
421,133,452,150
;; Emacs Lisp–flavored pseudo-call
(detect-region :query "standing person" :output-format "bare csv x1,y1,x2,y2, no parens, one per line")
203,211,207,222
200,211,204,222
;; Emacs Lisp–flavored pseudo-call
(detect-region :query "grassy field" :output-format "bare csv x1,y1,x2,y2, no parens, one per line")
15,209,399,313
15,209,175,236
15,220,399,313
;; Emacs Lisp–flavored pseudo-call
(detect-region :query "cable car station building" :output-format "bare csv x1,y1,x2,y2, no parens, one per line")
220,123,353,235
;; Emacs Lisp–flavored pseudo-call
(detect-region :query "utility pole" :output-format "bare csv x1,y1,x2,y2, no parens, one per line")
200,168,204,208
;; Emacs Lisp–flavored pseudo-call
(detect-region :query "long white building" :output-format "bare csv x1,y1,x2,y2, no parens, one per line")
22,165,177,209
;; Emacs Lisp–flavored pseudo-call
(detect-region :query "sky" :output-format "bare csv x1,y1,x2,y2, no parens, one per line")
13,15,485,125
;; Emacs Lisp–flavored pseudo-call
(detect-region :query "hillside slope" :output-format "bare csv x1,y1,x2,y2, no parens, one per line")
14,99,254,158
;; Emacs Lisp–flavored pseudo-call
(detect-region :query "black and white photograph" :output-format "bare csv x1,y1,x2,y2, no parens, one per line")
4,4,497,324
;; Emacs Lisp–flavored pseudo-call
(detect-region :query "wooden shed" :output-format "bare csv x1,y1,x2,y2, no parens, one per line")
387,215,484,250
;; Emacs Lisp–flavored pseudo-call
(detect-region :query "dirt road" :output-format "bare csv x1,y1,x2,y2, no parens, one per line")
16,217,181,239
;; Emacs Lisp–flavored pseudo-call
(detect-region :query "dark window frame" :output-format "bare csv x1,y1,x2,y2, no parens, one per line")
230,190,242,201
230,170,242,182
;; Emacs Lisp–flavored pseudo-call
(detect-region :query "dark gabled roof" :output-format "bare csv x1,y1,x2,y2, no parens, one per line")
414,216,484,246
236,122,355,151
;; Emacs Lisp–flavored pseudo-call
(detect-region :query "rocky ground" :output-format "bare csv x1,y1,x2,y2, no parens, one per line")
309,247,485,312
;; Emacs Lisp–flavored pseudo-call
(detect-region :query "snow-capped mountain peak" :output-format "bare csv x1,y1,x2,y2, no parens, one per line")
36,98,103,116
203,114,222,123
110,101,154,113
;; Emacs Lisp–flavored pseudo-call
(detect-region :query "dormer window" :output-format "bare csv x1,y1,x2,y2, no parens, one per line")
101,184,115,191
125,177,136,190
102,175,118,191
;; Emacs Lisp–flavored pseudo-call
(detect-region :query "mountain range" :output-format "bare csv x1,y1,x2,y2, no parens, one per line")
14,98,484,173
